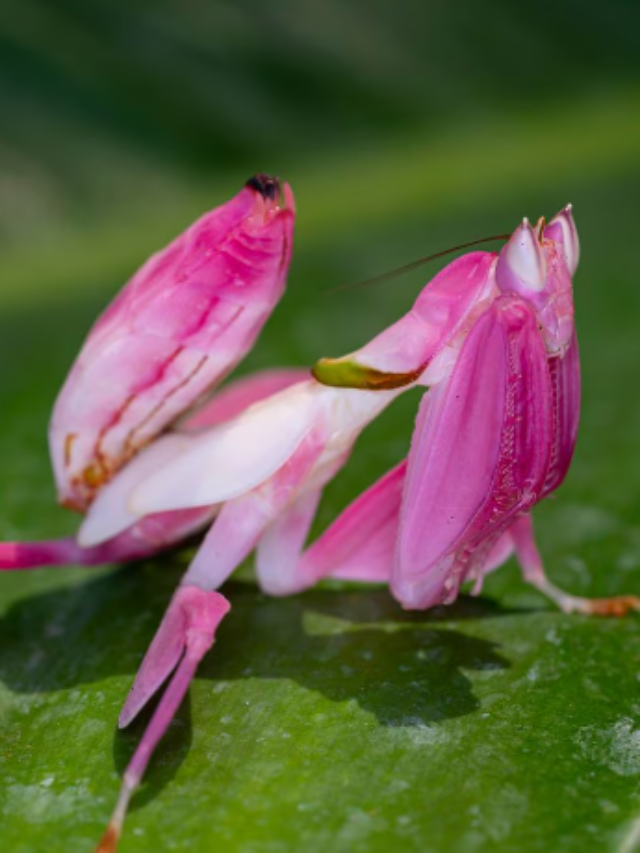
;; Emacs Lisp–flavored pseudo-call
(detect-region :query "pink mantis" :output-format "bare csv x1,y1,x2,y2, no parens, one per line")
0,185,637,852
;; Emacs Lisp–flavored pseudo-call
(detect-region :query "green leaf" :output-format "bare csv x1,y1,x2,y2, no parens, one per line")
2,6,640,849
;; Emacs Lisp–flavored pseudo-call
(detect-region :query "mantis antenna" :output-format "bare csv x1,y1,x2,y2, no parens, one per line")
328,234,510,293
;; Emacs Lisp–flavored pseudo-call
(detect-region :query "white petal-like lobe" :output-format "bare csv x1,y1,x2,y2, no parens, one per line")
78,433,191,547
130,383,317,514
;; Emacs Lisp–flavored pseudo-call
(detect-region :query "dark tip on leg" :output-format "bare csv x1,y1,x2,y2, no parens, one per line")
245,174,280,201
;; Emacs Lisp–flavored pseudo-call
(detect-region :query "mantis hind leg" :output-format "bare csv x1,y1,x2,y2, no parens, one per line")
255,460,407,596
512,514,640,617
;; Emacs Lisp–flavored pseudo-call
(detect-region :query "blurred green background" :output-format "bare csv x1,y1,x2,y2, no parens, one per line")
2,2,640,852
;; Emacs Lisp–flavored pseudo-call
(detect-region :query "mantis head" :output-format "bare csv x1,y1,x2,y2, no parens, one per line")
313,205,579,390
496,205,579,355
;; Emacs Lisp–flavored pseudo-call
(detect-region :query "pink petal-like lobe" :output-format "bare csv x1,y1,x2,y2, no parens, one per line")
393,296,553,609
302,460,407,585
50,179,295,511
119,586,230,727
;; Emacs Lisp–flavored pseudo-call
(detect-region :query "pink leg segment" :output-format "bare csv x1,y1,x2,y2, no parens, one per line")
256,489,323,595
0,535,153,570
98,433,328,850
0,538,87,570
97,587,230,853
253,461,407,596
512,514,640,616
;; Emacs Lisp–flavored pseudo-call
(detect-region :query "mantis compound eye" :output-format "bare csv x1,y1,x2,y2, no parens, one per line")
496,217,547,295
245,174,294,223
246,173,280,201
544,204,580,275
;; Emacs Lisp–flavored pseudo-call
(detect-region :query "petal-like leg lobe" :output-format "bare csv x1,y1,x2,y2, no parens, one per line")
1,368,307,571
183,368,309,430
303,461,407,585
393,296,553,610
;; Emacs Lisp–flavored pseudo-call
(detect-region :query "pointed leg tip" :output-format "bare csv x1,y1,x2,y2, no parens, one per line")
97,778,135,852
95,823,119,853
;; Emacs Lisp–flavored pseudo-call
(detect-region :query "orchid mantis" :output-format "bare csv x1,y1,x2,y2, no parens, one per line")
74,204,634,848
1,195,637,852
312,208,636,615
